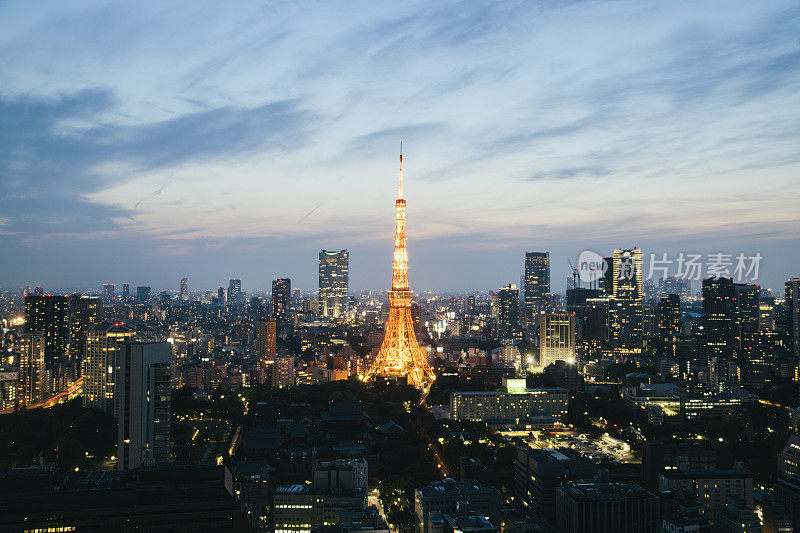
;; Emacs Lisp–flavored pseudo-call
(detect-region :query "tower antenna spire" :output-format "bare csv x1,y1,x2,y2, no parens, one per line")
398,140,404,199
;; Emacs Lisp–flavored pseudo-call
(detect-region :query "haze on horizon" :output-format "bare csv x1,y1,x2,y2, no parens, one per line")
1,1,799,294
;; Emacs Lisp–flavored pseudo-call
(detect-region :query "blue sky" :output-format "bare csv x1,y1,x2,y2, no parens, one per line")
1,1,798,293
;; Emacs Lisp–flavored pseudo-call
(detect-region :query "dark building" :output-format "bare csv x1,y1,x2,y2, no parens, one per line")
555,480,660,533
415,479,502,533
136,285,151,303
515,448,596,526
599,256,614,297
24,294,70,369
497,284,521,341
524,252,550,326
103,283,116,304
122,283,130,302
642,441,726,490
735,283,760,351
702,277,736,359
786,278,800,360
0,466,251,532
272,278,291,322
117,342,171,470
68,294,103,364
657,295,681,348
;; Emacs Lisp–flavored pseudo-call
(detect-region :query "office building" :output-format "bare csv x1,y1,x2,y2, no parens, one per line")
103,283,116,304
659,469,753,513
787,278,800,361
657,295,681,348
451,384,568,423
610,248,643,355
415,479,501,533
703,277,737,359
497,283,521,341
228,279,242,306
122,283,130,302
24,294,70,369
319,250,349,319
82,321,134,415
15,333,45,407
539,312,576,367
180,277,189,301
524,252,550,326
117,342,171,470
555,480,660,533
515,448,596,525
136,285,151,303
272,278,291,321
659,276,693,299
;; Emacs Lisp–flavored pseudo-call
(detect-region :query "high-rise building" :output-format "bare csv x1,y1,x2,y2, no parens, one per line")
82,321,134,415
659,276,692,299
786,278,800,361
524,252,550,326
24,295,70,369
497,284,521,341
318,250,349,319
15,333,45,407
539,312,576,367
735,283,760,351
122,283,130,302
180,277,189,301
135,285,151,303
116,342,171,470
227,279,242,306
365,146,436,391
255,318,277,384
272,278,291,321
702,277,736,359
599,256,614,296
68,294,102,366
610,248,643,355
657,295,681,348
102,284,116,304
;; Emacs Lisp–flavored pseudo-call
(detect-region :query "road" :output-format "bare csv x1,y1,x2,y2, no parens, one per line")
0,378,83,415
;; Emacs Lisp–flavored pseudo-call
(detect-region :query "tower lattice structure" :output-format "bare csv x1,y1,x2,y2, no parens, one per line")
365,145,436,392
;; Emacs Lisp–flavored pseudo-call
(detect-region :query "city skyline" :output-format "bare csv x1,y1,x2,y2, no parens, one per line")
1,1,799,292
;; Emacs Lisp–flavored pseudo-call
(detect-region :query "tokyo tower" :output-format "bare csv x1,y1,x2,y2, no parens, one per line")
364,144,436,392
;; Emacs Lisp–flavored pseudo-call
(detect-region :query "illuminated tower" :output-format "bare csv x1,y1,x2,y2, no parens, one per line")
365,145,436,392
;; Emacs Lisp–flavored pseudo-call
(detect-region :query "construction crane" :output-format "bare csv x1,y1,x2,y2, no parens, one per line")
567,258,580,290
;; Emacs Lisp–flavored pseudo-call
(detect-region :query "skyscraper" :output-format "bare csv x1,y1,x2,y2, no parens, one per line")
272,278,291,321
136,285,151,303
15,333,44,407
497,284,521,341
122,283,130,302
735,283,760,350
657,295,681,348
539,312,576,367
256,318,277,384
82,321,134,415
102,284,116,304
116,342,171,470
610,248,643,355
227,279,242,306
24,295,70,369
319,250,349,319
67,294,102,370
365,146,436,391
786,278,800,361
524,252,550,326
702,277,736,359
180,277,189,301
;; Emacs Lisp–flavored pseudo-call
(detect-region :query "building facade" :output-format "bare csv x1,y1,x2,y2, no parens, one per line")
539,312,576,367
82,321,134,415
318,250,349,319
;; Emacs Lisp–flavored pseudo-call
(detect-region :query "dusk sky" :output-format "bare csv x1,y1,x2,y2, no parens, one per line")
1,1,798,294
